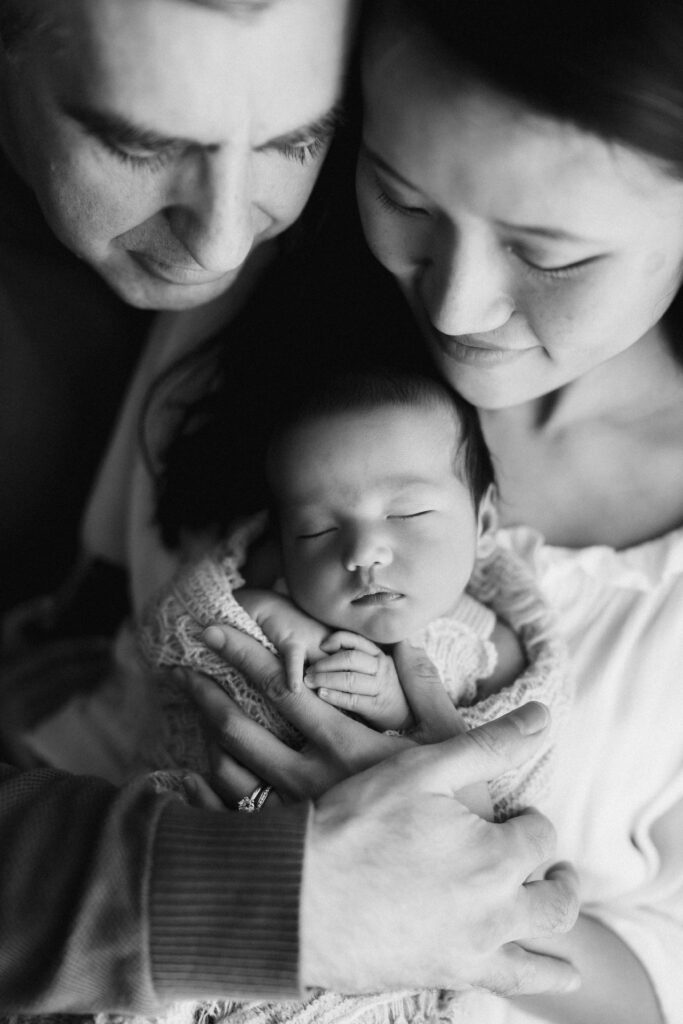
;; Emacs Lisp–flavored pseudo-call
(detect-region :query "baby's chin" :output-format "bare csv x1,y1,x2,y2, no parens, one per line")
328,608,434,647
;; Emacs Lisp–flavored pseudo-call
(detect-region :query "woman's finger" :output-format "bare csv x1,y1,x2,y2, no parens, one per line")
205,743,262,805
204,622,285,689
178,666,304,783
203,623,388,756
393,640,468,741
180,771,229,811
320,631,381,656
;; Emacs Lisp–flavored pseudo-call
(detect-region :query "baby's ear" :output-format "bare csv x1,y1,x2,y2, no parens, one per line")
476,484,499,558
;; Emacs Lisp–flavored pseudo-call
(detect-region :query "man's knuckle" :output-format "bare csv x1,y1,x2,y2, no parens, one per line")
543,881,580,934
520,811,556,864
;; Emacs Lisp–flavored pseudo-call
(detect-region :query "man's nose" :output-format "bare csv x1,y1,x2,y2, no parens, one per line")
342,526,393,573
421,224,514,337
166,147,255,273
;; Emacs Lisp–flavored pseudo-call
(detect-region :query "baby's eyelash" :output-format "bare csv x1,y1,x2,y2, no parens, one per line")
388,511,433,520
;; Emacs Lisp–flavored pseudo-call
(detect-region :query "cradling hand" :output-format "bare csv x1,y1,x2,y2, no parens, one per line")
301,705,580,995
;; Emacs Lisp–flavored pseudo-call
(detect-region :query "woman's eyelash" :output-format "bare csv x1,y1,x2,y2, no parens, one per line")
513,251,596,280
375,187,426,218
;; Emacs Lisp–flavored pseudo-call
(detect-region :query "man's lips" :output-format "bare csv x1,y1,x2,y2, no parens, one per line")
130,251,233,287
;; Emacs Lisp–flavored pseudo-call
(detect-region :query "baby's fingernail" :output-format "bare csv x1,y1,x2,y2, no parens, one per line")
303,673,314,688
203,626,225,651
509,702,549,735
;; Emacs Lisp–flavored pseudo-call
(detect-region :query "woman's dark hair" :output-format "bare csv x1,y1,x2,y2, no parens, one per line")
368,0,683,351
267,367,494,509
380,0,683,176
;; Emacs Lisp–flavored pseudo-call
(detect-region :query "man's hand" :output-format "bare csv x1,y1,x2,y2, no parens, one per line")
301,710,580,995
304,630,412,731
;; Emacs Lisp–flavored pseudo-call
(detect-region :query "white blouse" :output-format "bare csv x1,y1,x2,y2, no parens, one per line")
494,525,683,1024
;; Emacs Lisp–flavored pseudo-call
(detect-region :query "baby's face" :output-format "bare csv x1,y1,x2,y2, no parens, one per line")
271,403,481,644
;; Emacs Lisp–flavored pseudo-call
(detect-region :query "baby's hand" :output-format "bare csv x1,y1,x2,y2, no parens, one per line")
304,631,412,732
235,588,330,692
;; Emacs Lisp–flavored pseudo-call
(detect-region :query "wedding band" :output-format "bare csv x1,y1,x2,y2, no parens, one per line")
237,783,273,813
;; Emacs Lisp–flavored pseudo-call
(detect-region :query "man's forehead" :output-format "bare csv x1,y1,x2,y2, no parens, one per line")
2,0,276,36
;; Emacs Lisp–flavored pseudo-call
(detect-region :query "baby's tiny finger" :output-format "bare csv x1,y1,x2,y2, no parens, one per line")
320,631,380,656
318,687,374,715
305,669,379,696
307,649,378,679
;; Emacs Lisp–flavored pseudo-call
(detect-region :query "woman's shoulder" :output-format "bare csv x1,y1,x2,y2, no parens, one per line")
499,522,683,595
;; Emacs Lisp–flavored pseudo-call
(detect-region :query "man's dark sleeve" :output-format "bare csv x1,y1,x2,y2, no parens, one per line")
0,763,308,1014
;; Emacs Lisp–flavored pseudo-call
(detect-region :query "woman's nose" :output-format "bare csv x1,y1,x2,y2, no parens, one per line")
166,147,255,273
342,528,393,573
421,224,514,337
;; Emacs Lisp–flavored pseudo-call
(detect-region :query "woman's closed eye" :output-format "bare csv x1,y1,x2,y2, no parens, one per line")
509,246,601,280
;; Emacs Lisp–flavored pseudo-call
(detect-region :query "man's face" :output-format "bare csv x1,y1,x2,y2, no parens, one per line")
0,0,352,308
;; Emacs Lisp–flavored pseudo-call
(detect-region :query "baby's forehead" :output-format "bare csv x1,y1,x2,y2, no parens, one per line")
271,398,467,501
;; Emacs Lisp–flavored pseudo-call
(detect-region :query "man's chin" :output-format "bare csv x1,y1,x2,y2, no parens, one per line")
98,261,238,311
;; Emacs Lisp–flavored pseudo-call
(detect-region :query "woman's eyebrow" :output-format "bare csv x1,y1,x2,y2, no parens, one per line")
363,144,421,191
495,219,593,243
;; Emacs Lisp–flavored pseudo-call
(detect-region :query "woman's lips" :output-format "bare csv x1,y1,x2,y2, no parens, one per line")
429,328,536,367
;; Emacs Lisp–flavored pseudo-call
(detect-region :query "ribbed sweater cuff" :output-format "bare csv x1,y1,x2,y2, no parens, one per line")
149,800,310,1002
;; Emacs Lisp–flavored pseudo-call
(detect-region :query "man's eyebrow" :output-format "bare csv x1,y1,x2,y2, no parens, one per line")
257,104,344,152
65,102,344,157
64,104,199,152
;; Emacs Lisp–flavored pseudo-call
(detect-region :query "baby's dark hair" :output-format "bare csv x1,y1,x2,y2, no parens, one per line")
267,367,494,508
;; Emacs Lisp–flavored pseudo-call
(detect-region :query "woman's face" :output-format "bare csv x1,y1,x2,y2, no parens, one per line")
357,24,683,409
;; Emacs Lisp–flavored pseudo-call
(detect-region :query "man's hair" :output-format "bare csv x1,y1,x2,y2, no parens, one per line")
0,0,275,54
267,367,494,508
